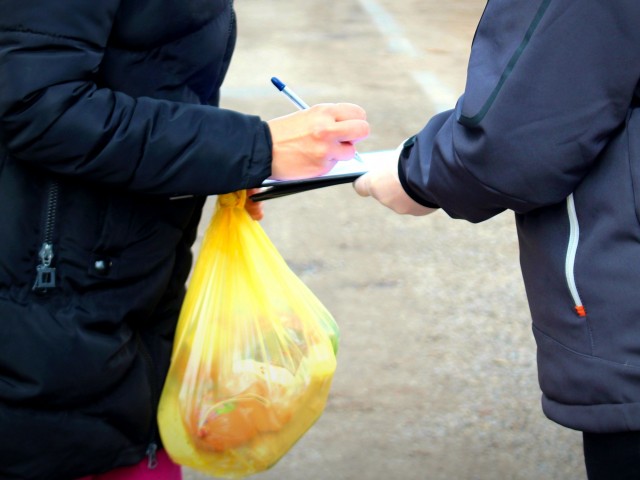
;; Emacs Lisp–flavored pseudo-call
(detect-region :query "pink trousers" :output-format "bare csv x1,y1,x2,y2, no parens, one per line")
77,449,181,480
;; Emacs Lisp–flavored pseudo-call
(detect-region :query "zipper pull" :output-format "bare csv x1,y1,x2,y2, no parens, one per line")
146,442,159,469
33,242,56,293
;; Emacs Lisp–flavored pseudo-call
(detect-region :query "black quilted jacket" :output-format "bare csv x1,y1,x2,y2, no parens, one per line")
0,0,272,478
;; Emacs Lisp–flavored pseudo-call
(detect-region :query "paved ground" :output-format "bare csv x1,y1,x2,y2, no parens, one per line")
183,1,586,479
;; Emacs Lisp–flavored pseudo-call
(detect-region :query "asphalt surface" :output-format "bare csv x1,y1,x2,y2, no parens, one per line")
182,1,587,479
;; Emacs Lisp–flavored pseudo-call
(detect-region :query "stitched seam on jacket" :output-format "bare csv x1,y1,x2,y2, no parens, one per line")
533,324,640,370
0,25,93,45
458,0,552,127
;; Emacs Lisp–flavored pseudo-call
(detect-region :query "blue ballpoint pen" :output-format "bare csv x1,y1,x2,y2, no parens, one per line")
270,77,364,163
271,77,310,110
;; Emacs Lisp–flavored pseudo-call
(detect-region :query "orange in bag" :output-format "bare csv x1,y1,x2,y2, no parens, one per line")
157,191,339,478
190,360,294,452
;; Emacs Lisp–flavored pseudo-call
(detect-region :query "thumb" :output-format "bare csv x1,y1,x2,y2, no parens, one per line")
353,173,371,197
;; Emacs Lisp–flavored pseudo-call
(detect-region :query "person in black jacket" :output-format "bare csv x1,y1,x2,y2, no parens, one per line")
355,1,640,479
0,1,369,479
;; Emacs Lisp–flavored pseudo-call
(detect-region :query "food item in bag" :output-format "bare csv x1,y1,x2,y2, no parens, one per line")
186,360,296,452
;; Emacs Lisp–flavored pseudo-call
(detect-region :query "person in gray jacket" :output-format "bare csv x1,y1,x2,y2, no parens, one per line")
355,1,640,479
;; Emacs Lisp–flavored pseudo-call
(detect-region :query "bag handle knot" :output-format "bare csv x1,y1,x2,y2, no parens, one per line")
218,190,247,209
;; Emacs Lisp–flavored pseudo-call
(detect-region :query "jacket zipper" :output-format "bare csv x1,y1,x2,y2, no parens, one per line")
145,442,159,470
33,180,59,293
565,194,586,317
137,334,161,469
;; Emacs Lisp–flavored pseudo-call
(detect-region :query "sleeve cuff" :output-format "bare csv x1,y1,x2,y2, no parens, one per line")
244,120,273,189
397,137,440,209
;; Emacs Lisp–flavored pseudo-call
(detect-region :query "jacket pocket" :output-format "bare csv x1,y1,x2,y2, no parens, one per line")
87,192,199,283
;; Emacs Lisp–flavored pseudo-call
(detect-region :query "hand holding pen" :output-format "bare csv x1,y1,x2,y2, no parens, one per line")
266,77,369,181
271,77,366,164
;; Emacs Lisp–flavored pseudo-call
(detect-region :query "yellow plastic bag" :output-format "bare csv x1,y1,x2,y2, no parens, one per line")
158,191,339,478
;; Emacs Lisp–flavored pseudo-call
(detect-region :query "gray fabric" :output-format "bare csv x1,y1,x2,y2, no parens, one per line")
400,0,640,432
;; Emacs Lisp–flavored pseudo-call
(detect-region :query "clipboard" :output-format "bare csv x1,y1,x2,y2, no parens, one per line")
250,172,365,201
250,150,392,202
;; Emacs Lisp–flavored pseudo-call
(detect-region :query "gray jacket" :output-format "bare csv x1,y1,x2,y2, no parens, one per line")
400,0,640,433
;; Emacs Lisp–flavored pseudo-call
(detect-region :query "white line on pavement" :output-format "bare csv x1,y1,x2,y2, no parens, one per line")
356,0,461,113
411,71,461,113
356,0,420,57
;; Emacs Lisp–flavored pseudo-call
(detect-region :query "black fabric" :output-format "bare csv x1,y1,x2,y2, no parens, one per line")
397,134,439,209
0,0,273,478
583,431,640,480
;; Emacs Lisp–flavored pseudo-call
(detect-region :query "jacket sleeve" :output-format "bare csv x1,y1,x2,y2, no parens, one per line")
0,0,272,196
399,0,640,223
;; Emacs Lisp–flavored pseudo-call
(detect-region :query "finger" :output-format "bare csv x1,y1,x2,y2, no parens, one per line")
353,173,371,197
329,103,367,122
246,202,263,221
245,189,264,221
329,118,370,143
329,141,358,161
